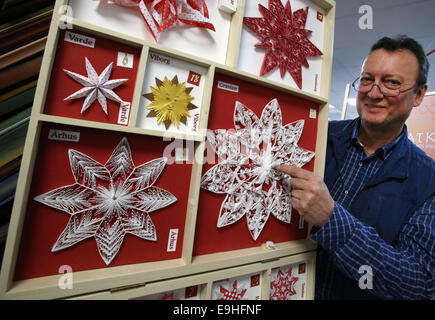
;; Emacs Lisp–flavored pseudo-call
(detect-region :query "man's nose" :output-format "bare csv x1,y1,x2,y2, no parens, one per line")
367,83,384,98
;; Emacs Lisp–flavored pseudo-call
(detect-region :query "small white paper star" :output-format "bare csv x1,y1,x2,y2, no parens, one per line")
64,57,128,115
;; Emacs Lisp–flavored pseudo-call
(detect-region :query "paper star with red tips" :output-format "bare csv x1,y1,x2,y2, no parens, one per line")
244,0,323,89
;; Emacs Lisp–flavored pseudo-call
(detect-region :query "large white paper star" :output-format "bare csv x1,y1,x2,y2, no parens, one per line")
201,99,314,240
64,57,128,115
34,137,177,265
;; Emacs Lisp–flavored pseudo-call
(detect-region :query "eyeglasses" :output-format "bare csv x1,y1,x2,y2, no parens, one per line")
351,76,417,97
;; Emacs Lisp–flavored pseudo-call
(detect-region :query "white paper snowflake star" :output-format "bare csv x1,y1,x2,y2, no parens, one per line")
64,57,128,115
34,137,177,265
201,98,314,240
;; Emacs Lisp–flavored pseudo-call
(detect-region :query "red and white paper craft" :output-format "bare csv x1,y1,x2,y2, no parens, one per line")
201,98,314,240
212,273,261,300
216,280,247,300
102,0,215,42
64,57,128,116
270,267,298,300
34,137,177,265
270,263,306,300
243,0,323,89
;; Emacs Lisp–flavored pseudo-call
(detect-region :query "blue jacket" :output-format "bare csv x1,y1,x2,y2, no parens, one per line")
317,118,435,299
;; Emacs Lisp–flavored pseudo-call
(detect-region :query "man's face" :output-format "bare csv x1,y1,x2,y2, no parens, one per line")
357,48,426,131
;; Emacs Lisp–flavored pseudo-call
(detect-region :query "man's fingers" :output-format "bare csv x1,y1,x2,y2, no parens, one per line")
290,177,310,190
275,164,312,179
290,189,303,200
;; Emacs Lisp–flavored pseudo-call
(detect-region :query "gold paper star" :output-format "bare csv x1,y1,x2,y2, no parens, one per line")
143,75,198,130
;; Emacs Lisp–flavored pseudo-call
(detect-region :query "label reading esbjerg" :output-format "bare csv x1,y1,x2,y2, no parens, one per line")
64,31,95,48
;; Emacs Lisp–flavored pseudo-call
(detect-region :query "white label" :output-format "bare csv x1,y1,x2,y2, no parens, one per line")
48,129,80,142
117,102,131,125
149,52,171,65
192,113,200,132
217,80,239,93
117,52,134,69
167,228,179,252
64,31,95,48
309,108,317,119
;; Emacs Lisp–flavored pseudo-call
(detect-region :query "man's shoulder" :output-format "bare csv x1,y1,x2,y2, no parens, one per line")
327,119,356,136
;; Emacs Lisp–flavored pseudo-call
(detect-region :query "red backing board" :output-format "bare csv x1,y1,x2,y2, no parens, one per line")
193,73,319,256
43,30,141,125
14,124,192,280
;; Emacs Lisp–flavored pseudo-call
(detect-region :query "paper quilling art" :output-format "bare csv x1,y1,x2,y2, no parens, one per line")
64,57,128,116
243,0,323,89
103,0,215,42
270,267,299,300
143,75,198,130
34,137,177,265
200,98,314,240
216,280,248,300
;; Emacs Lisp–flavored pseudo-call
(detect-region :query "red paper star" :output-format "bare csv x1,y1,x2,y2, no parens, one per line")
244,0,323,89
217,280,247,300
270,268,299,300
104,0,215,42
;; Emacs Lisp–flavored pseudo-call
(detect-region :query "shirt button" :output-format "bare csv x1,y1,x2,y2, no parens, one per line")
344,190,349,195
359,162,363,167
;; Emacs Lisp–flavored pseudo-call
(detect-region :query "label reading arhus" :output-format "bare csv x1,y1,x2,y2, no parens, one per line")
48,129,80,142
167,228,179,252
64,31,95,48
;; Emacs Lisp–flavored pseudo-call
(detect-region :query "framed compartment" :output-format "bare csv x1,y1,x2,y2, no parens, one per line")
43,29,142,126
12,122,194,281
211,272,262,300
136,50,208,135
193,71,320,257
68,0,235,65
270,261,309,300
237,0,334,97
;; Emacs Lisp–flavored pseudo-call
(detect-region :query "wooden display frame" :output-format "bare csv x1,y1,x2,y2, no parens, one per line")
0,0,335,299
69,251,316,300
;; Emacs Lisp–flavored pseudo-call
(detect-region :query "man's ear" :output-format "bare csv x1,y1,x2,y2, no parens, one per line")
414,84,428,107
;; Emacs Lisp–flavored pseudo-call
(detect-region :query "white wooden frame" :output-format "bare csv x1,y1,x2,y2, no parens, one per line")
0,0,335,299
69,251,316,300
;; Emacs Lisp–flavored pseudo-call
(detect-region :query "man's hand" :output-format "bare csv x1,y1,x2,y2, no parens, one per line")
275,165,335,228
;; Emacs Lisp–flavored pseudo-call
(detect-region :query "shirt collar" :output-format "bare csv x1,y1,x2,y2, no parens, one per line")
349,118,407,160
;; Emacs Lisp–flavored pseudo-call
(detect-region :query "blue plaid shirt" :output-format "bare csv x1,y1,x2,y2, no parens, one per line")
311,122,435,299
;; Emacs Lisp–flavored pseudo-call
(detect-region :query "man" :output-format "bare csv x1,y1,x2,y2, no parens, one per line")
276,35,435,299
